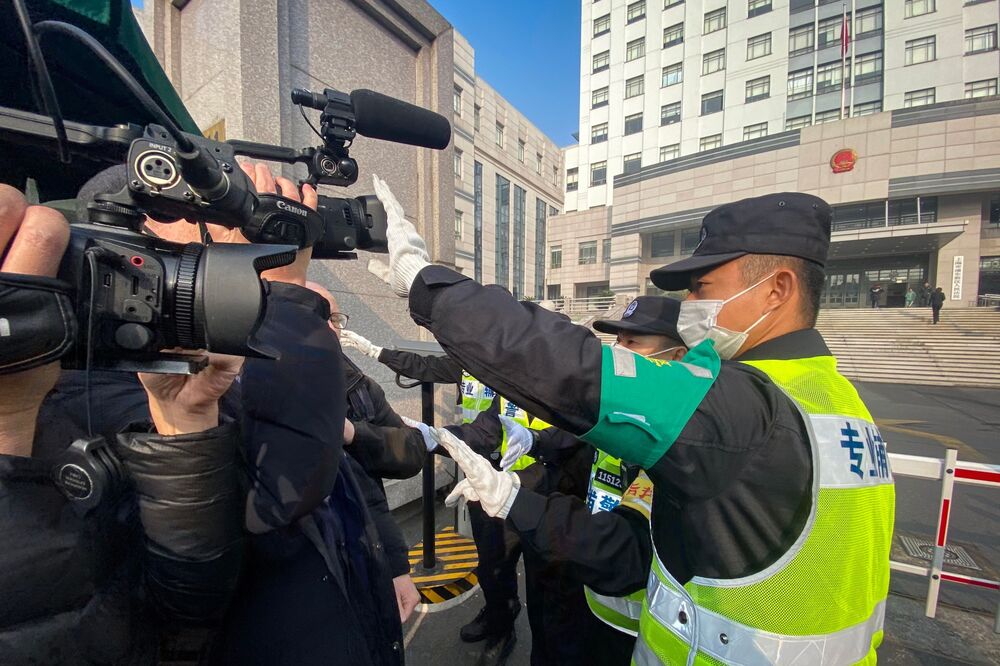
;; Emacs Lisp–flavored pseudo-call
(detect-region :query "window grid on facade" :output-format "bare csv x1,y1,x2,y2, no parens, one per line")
664,0,684,7
815,108,843,124
474,105,481,132
495,175,510,288
662,63,683,87
626,38,646,62
663,22,684,48
704,7,726,34
536,153,543,174
453,86,462,116
474,162,483,281
495,122,504,148
651,230,674,257
592,86,609,108
789,25,814,56
659,144,680,162
817,16,843,49
579,241,598,265
904,0,935,19
816,60,845,94
905,36,936,65
966,25,998,55
591,161,607,186
591,122,609,144
602,239,612,263
703,49,726,75
593,13,610,37
746,75,770,102
854,51,883,84
453,149,462,179
966,79,999,99
747,33,772,60
550,246,562,269
699,134,722,151
788,69,813,100
627,0,646,23
855,6,882,37
517,139,525,163
661,102,681,125
625,75,645,98
743,122,768,141
852,101,882,116
904,88,936,107
566,167,579,191
624,112,644,135
748,0,771,18
535,199,547,300
512,185,525,299
455,209,463,239
681,228,701,254
593,50,610,72
701,90,723,115
623,152,642,175
785,115,812,131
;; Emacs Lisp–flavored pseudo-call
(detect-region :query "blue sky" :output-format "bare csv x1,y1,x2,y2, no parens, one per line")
430,0,581,146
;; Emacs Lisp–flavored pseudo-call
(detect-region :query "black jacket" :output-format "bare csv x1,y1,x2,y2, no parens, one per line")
377,348,463,385
931,291,946,308
408,265,814,594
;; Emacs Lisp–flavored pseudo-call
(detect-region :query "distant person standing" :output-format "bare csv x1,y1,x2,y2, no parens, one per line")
931,287,946,324
920,281,932,307
905,287,916,308
869,283,883,309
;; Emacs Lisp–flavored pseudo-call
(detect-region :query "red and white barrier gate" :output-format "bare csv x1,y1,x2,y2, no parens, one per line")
888,450,1000,633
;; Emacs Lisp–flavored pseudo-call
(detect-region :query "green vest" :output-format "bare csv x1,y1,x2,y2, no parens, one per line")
633,355,895,666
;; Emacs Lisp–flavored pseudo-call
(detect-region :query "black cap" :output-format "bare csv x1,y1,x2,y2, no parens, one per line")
650,192,832,291
593,296,682,339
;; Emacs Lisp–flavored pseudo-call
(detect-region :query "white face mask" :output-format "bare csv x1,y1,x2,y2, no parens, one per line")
676,272,776,360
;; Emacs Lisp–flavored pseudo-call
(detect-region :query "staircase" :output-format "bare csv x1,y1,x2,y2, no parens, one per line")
816,307,1000,387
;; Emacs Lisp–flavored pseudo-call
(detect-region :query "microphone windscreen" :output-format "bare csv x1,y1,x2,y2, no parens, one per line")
350,89,452,150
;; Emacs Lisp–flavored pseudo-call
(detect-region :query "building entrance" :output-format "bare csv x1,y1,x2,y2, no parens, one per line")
823,254,930,309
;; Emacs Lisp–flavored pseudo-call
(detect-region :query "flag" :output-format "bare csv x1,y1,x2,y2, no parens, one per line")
840,8,851,58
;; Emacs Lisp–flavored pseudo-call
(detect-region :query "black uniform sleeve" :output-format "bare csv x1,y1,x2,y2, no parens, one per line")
348,375,428,479
377,348,464,384
532,426,588,466
443,396,503,460
507,487,651,597
409,266,602,435
241,282,346,534
116,421,244,622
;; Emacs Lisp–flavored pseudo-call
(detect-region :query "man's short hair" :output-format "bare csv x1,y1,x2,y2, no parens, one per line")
740,254,824,326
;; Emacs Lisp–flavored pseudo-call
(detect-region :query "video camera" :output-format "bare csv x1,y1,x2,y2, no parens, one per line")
0,13,451,374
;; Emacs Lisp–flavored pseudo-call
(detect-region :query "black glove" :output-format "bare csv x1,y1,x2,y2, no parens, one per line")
0,274,76,374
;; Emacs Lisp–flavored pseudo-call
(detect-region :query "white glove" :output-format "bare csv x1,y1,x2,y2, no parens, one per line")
498,415,535,472
430,426,521,519
401,415,438,452
368,175,431,297
341,330,383,360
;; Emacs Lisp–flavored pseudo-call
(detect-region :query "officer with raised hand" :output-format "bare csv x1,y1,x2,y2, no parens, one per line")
370,176,895,666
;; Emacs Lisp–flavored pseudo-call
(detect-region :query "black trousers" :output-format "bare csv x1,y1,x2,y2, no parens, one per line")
933,306,942,323
469,503,521,627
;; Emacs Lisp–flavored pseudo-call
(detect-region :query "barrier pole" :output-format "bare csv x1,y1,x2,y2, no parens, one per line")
421,380,436,569
925,448,958,618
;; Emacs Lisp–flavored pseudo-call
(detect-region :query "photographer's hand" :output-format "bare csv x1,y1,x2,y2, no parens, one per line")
368,175,430,297
138,354,244,436
0,185,70,457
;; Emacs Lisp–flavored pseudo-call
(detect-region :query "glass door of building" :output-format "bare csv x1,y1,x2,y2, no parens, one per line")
823,272,861,308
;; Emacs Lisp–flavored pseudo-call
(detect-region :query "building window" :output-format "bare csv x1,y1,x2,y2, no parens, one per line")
701,90,724,115
743,122,768,140
853,101,882,116
966,78,999,99
592,86,609,108
552,165,558,184
816,61,844,94
681,228,701,254
474,105,481,131
704,7,726,34
566,167,579,191
474,162,483,281
547,284,562,300
904,0,935,18
625,75,645,99
662,63,683,87
966,25,998,55
815,108,842,124
624,112,643,135
593,50,610,73
593,13,611,37
495,175,510,288
602,238,612,263
455,209,463,239
591,122,609,144
817,16,844,49
535,199,547,300
660,102,681,125
905,36,936,65
854,51,883,84
536,153,543,174
663,22,684,48
453,86,462,116
627,0,646,23
512,185,526,299
748,0,771,18
664,0,684,7
699,134,722,151
745,75,770,102
591,161,607,186
495,122,504,148
650,230,674,257
785,115,812,130
517,139,525,163
855,6,882,37
454,149,463,179
550,246,562,269
789,25,814,56
579,241,598,265
702,49,726,75
626,37,646,62
904,88,936,107
659,144,680,162
747,33,772,60
623,152,642,175
788,69,814,100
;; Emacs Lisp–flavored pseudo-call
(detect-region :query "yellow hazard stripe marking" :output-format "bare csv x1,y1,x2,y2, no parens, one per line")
411,572,475,584
416,543,478,554
409,553,478,565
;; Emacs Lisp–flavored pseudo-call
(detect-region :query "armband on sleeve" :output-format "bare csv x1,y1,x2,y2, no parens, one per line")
0,274,76,375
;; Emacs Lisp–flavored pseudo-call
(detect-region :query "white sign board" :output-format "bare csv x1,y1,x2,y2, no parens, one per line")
951,256,964,302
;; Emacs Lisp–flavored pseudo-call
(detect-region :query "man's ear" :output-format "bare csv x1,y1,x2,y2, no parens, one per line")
767,267,797,311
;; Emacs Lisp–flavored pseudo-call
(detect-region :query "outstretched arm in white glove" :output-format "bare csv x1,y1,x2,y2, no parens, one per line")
498,415,536,472
427,426,521,519
340,330,383,360
400,415,438,452
369,175,431,297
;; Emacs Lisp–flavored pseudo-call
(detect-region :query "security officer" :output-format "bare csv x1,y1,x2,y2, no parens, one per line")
369,176,895,666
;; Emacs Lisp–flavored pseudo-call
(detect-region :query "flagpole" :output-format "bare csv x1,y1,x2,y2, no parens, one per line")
840,2,848,119
849,0,857,115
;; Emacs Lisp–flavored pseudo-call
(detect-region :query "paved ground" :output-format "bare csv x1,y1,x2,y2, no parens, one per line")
395,382,1000,665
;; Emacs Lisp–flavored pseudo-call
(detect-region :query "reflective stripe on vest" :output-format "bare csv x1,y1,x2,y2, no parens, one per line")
635,355,895,666
585,469,654,636
498,397,543,470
